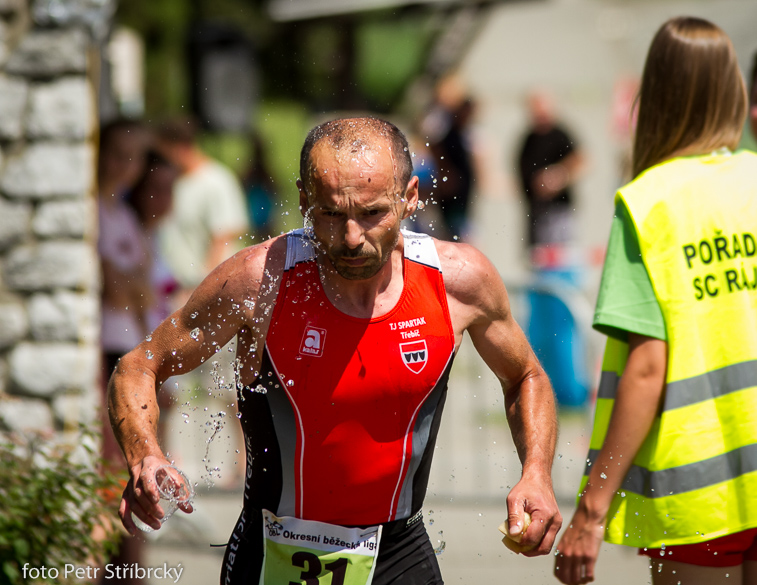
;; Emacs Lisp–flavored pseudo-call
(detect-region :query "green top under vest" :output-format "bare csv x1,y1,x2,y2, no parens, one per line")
593,201,665,342
584,150,757,548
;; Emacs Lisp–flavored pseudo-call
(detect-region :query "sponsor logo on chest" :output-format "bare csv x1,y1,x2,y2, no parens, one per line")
299,326,326,357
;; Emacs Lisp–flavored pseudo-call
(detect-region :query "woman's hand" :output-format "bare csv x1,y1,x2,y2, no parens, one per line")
553,504,605,584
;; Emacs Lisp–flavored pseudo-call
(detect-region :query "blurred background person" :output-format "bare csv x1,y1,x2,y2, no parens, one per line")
97,117,151,585
402,130,446,237
97,118,151,437
516,91,590,410
126,151,181,334
155,117,249,304
126,152,181,448
555,16,757,585
428,98,476,241
421,76,477,241
518,90,584,248
242,132,277,241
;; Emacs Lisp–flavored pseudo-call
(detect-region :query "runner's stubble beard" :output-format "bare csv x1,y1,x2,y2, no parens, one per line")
326,224,401,281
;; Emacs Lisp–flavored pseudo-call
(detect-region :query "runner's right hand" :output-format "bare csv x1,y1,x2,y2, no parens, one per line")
119,455,178,534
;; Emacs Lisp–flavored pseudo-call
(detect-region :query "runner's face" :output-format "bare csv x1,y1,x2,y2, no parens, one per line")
299,141,417,281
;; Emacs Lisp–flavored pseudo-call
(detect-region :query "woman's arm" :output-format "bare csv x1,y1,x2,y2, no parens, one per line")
554,333,667,585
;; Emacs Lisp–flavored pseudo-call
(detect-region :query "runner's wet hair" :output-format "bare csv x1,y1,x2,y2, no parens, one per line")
299,117,413,195
632,16,747,178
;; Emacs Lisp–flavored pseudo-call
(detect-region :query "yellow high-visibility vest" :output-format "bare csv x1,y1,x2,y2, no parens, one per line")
583,150,757,548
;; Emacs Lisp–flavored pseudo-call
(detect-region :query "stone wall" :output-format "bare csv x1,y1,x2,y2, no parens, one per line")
0,1,102,438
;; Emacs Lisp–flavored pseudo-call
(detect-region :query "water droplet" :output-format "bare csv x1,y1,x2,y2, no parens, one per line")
600,472,608,479
145,350,154,360
190,327,201,341
145,334,152,342
434,531,446,556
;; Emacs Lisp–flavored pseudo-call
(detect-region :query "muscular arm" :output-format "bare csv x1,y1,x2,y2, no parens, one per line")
108,237,284,533
555,334,667,585
440,242,561,555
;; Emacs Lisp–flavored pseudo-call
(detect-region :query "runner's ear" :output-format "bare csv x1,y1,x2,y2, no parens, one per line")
401,176,419,220
297,180,310,217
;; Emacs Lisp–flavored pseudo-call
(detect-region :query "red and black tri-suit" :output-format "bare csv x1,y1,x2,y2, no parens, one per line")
222,229,456,585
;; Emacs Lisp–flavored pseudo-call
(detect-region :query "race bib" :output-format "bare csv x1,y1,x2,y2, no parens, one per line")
260,510,382,585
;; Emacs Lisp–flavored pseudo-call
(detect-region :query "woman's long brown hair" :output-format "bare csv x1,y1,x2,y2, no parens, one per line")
632,17,747,178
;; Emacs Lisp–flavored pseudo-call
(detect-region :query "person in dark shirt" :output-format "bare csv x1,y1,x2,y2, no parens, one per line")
430,98,476,240
518,92,584,246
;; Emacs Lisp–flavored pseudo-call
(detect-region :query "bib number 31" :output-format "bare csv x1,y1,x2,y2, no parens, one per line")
260,510,382,585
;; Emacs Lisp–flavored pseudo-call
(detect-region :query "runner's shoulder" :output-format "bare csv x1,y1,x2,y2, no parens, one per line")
238,234,288,274
435,239,503,303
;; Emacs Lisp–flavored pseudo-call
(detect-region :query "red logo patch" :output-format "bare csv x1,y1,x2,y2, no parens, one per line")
300,326,326,357
400,340,428,374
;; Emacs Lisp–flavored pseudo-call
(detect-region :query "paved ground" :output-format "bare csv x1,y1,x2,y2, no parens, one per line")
141,342,652,584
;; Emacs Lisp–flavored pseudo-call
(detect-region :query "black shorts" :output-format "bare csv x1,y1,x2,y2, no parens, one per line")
220,509,443,585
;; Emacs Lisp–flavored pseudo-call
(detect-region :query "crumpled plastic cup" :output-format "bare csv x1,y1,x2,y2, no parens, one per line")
132,464,194,533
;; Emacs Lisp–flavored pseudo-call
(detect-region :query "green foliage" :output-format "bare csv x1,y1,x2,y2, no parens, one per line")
0,430,121,585
115,0,194,114
356,16,435,109
114,0,438,117
254,101,310,193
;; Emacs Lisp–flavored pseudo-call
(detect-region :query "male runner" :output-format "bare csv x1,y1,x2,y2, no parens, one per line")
109,117,561,584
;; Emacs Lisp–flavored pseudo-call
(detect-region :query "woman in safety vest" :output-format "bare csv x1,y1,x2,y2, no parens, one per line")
554,16,757,585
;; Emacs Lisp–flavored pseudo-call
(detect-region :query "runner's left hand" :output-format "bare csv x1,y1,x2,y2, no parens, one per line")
504,474,562,556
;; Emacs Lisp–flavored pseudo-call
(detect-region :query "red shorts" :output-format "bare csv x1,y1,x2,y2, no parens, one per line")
639,528,757,567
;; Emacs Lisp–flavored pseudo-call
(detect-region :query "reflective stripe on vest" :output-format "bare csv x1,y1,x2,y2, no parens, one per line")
597,359,757,409
584,151,757,548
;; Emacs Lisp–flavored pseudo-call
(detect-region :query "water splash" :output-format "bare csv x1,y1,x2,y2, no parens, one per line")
433,531,446,556
201,410,226,487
